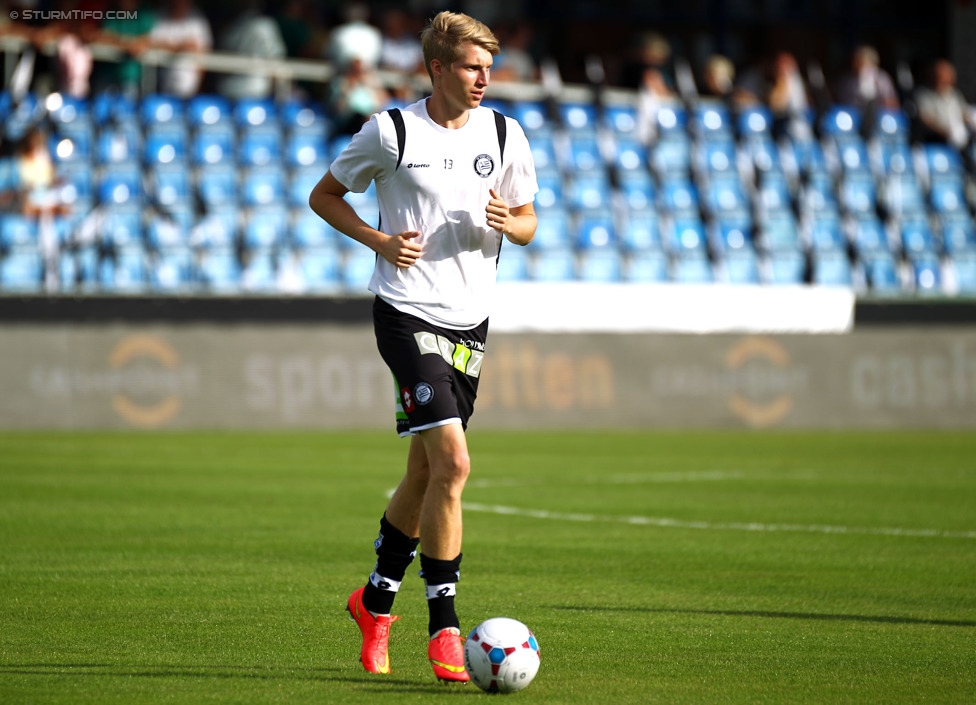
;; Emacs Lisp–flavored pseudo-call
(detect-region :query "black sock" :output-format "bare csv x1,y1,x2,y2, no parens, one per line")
419,552,462,636
361,514,419,616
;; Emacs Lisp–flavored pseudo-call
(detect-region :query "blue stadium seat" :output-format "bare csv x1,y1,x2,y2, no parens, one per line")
342,246,378,292
60,245,99,290
241,247,277,292
742,135,782,174
198,246,241,292
929,179,968,216
143,127,187,166
242,166,286,207
238,127,283,168
146,213,189,250
799,173,840,217
850,215,889,256
496,242,530,282
234,97,278,129
808,214,846,252
148,166,190,209
531,206,572,250
534,171,563,210
900,218,939,257
95,126,141,165
737,105,773,139
881,174,927,218
910,253,942,295
722,247,761,284
611,137,649,174
711,219,753,253
603,103,638,136
759,211,801,251
703,176,750,220
197,164,239,208
923,144,964,186
98,165,143,208
940,213,976,254
289,166,323,207
567,173,612,211
697,139,738,176
838,174,878,217
871,108,910,144
511,100,549,134
93,91,138,128
692,103,734,142
812,250,854,286
658,178,700,218
575,211,616,249
532,247,576,282
187,94,232,127
952,250,976,294
877,141,914,177
765,248,806,284
567,134,603,172
285,130,329,168
617,170,655,211
150,245,194,291
756,170,793,216
281,99,330,133
620,211,663,251
655,104,688,139
650,133,692,178
103,244,148,292
190,125,235,166
191,207,239,248
862,250,902,294
530,135,559,174
578,248,624,282
558,101,598,135
297,245,341,291
243,205,289,248
99,209,143,248
667,217,707,254
0,246,43,291
835,139,871,176
141,94,185,128
626,249,668,282
820,105,861,140
291,207,338,249
0,213,38,248
671,251,713,283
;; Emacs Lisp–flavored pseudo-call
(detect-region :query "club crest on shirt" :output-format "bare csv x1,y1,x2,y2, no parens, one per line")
473,153,495,178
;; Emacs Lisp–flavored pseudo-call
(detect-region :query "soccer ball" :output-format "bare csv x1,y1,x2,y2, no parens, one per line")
464,617,541,694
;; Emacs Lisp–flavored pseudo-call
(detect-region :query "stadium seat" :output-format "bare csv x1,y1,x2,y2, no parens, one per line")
238,127,283,168
703,176,750,220
910,253,943,295
692,103,734,142
765,248,806,284
697,139,739,177
558,101,599,135
240,247,277,292
198,246,241,292
567,134,604,172
658,178,700,218
99,209,143,248
722,247,761,284
291,207,338,249
611,137,649,174
243,205,289,249
281,99,330,133
0,246,43,291
900,218,939,257
667,217,707,254
532,206,572,250
510,100,549,134
881,174,927,218
98,165,143,209
737,105,773,139
297,245,341,291
850,215,890,256
534,170,563,210
742,134,782,174
532,247,576,282
234,97,278,129
150,245,194,291
530,135,559,174
341,246,378,292
190,207,239,248
929,179,968,216
755,170,793,216
60,244,99,290
603,103,638,136
838,174,878,217
952,250,976,294
650,133,692,179
567,173,612,211
285,130,329,168
940,213,976,254
626,248,668,282
197,164,239,208
190,125,235,166
619,211,663,251
95,126,141,165
578,248,624,282
148,166,190,209
187,94,232,127
671,251,713,283
862,250,902,295
923,144,964,186
574,211,617,249
241,166,286,207
143,127,187,166
759,211,801,251
496,242,530,282
711,219,753,253
141,94,185,128
617,170,655,211
812,250,854,286
0,213,38,248
871,108,910,144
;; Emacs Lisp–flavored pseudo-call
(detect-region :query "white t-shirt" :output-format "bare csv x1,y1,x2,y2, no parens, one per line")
329,99,538,329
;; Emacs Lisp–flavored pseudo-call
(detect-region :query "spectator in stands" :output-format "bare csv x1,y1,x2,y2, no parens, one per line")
326,55,390,136
149,0,213,98
765,51,813,141
14,126,67,290
215,0,287,100
834,45,900,112
913,58,976,151
697,53,759,110
378,7,426,103
492,22,539,83
274,0,323,60
92,0,156,99
620,31,676,98
27,0,96,98
327,2,383,72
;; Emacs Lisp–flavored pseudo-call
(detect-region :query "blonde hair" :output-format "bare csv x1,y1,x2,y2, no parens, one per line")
421,11,499,79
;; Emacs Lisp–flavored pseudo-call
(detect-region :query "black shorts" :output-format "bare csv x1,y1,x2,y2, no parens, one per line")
373,297,488,437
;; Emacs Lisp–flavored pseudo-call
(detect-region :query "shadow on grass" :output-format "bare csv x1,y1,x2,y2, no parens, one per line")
0,663,470,694
552,605,976,628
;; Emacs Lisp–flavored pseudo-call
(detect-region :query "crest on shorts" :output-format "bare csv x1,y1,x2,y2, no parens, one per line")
473,153,495,178
414,382,435,406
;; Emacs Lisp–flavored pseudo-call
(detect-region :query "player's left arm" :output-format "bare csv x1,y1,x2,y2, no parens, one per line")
486,188,537,246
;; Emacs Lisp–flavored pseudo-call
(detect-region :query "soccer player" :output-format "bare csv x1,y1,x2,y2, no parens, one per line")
308,10,538,682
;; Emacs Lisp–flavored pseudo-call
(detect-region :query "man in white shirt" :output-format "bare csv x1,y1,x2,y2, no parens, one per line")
309,10,538,684
149,0,212,98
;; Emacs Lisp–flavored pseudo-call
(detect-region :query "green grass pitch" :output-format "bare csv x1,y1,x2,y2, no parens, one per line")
1,430,974,704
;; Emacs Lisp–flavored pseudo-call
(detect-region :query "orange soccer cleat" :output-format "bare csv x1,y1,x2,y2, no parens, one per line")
427,627,471,683
346,586,399,674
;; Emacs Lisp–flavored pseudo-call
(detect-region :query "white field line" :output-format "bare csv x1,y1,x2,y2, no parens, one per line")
461,502,976,540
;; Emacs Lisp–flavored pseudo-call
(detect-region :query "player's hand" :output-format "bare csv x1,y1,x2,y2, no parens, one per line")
380,230,422,268
486,189,511,235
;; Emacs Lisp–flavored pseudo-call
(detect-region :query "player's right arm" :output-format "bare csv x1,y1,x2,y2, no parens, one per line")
308,171,422,269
